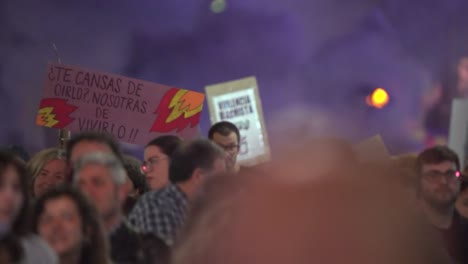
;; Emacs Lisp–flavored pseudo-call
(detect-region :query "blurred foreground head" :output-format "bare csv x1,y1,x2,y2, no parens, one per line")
173,138,451,264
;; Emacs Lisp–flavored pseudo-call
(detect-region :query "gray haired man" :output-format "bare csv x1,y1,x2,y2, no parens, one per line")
74,152,169,264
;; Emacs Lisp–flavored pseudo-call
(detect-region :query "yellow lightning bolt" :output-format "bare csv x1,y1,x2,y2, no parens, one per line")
36,107,59,127
166,90,204,123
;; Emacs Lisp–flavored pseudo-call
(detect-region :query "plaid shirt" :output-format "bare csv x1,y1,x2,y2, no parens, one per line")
128,184,188,246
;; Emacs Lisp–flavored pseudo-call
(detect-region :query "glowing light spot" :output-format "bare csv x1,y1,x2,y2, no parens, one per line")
210,0,226,13
456,171,461,178
366,88,390,109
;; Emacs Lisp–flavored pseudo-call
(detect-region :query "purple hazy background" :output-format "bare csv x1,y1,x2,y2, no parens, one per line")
2,0,468,156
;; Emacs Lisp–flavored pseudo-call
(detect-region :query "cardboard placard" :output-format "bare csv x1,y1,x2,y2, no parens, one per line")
448,99,468,168
205,77,270,165
36,63,204,145
354,135,391,162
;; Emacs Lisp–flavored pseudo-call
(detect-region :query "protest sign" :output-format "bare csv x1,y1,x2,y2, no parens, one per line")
205,76,270,165
36,63,204,145
354,135,391,163
448,99,468,168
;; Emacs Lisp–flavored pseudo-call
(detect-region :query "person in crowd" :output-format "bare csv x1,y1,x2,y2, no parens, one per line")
0,150,57,263
424,55,468,142
66,132,124,166
67,132,151,214
456,176,468,219
74,152,169,264
208,121,243,174
172,141,451,264
416,146,468,263
455,165,468,220
129,139,226,246
142,135,182,190
32,185,110,264
26,148,67,197
122,154,150,215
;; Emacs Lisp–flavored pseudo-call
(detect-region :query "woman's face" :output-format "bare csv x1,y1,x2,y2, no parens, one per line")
143,146,170,190
34,159,67,197
38,196,84,257
0,165,23,230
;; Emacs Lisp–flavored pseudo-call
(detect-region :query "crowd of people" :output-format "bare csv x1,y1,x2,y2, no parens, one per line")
0,120,468,263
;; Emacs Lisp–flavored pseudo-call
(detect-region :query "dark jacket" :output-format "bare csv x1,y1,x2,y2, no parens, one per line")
110,220,169,264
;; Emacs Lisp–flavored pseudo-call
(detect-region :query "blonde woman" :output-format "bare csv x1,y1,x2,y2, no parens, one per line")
26,148,67,197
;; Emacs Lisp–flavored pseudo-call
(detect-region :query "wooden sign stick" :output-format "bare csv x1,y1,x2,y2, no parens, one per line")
51,42,71,149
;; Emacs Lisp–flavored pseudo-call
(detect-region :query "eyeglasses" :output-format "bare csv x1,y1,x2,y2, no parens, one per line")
141,157,168,173
422,170,461,182
216,143,239,152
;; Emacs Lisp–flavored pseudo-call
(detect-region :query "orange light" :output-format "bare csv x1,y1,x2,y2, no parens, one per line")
366,88,389,109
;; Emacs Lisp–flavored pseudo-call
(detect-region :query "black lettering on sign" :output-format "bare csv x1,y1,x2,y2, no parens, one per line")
77,118,127,139
128,128,138,143
75,71,84,85
125,98,134,110
63,68,73,83
53,84,90,102
78,118,102,131
91,91,148,114
48,66,73,83
141,101,147,114
95,107,110,120
117,126,126,139
74,71,122,93
239,135,248,155
219,105,254,119
127,81,143,97
48,66,55,81
218,96,251,110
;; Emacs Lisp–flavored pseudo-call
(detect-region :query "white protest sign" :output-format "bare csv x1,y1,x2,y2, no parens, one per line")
205,77,270,165
448,99,468,168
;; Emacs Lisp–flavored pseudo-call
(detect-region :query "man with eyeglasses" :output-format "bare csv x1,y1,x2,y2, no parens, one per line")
208,121,242,173
129,139,226,246
416,146,467,263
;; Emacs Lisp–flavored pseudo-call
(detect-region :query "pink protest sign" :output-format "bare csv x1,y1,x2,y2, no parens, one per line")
36,63,204,145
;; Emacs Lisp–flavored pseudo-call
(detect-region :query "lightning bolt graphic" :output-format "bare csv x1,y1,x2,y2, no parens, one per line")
150,88,204,133
36,99,78,129
36,107,59,127
166,89,204,123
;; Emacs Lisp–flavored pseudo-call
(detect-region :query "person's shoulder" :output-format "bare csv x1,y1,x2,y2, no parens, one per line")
129,185,184,220
20,235,58,264
152,184,186,207
129,189,172,218
135,188,166,207
142,185,174,200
